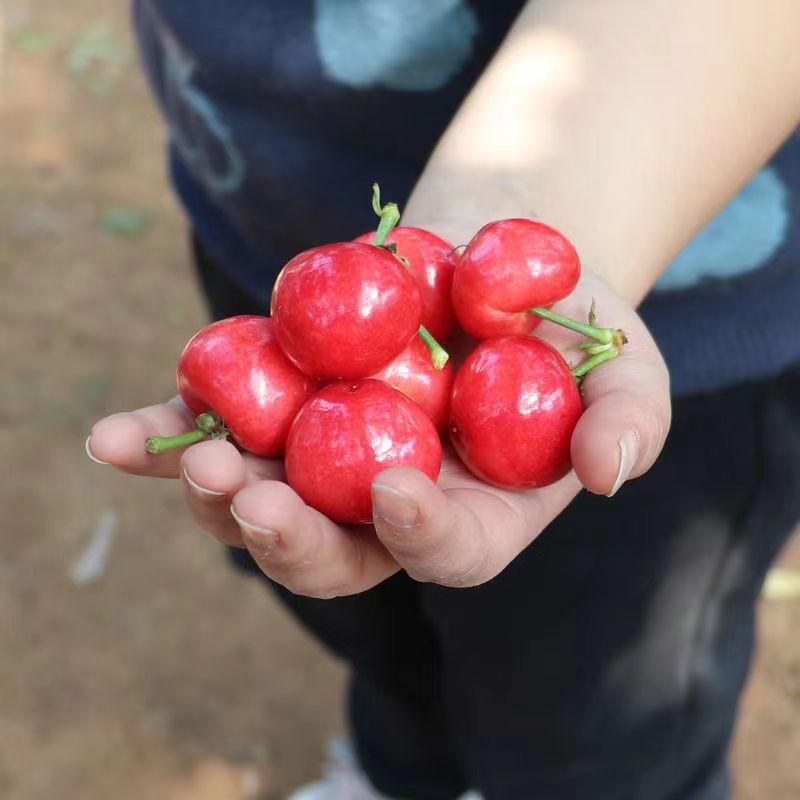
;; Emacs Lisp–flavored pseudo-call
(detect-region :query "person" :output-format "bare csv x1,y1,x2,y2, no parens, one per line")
87,1,800,798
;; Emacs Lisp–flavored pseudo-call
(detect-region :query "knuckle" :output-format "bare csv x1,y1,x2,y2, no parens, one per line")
442,559,493,588
396,504,489,586
282,574,340,600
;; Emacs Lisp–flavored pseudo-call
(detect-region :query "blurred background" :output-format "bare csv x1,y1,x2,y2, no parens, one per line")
0,1,798,798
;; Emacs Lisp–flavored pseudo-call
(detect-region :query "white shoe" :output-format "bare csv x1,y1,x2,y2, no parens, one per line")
286,739,483,800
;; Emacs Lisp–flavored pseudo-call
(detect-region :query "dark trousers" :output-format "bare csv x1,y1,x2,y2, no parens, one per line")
193,236,800,800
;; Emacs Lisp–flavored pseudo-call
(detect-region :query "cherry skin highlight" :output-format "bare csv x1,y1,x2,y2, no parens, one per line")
452,219,580,339
370,336,454,432
285,380,442,524
177,316,317,458
271,242,423,380
355,226,457,341
449,336,583,489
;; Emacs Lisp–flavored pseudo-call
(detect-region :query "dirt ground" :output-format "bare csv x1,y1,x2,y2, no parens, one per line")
0,2,798,799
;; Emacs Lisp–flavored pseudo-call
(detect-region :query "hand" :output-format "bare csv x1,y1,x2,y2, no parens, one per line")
88,270,670,597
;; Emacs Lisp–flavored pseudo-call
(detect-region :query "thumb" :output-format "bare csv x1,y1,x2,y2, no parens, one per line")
370,467,491,586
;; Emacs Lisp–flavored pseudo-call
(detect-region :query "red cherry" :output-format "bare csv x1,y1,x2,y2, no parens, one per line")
272,242,423,380
370,336,454,432
452,219,580,339
286,380,442,524
449,336,583,489
177,316,317,457
355,226,457,341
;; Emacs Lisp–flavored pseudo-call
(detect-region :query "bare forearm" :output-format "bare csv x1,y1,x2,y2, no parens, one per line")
402,0,800,303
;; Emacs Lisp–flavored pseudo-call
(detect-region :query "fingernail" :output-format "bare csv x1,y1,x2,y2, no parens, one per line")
182,467,227,498
607,431,639,497
85,436,110,465
372,484,419,528
229,504,278,539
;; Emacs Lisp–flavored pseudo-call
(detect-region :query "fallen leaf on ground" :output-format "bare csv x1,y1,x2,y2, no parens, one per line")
99,205,150,236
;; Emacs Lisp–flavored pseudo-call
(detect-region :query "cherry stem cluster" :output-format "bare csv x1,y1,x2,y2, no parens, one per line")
145,411,226,454
370,184,449,370
529,303,628,381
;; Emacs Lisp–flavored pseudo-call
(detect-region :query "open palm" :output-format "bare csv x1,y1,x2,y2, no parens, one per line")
88,270,670,597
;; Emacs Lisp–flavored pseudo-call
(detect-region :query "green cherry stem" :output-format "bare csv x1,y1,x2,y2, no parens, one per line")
418,324,449,370
529,303,629,380
530,305,622,345
371,183,401,247
370,183,449,370
145,411,224,455
571,346,621,379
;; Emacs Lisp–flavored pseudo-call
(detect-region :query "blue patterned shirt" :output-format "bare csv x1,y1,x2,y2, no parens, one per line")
133,0,800,395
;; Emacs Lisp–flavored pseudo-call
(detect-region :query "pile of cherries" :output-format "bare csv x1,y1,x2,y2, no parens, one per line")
146,187,626,524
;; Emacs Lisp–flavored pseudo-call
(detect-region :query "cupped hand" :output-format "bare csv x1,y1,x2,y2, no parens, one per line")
88,271,670,597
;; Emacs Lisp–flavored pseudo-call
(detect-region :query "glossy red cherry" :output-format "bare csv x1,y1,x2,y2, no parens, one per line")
176,316,317,457
449,336,583,488
355,226,456,341
286,380,442,524
370,336,454,432
452,219,580,339
271,242,423,380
